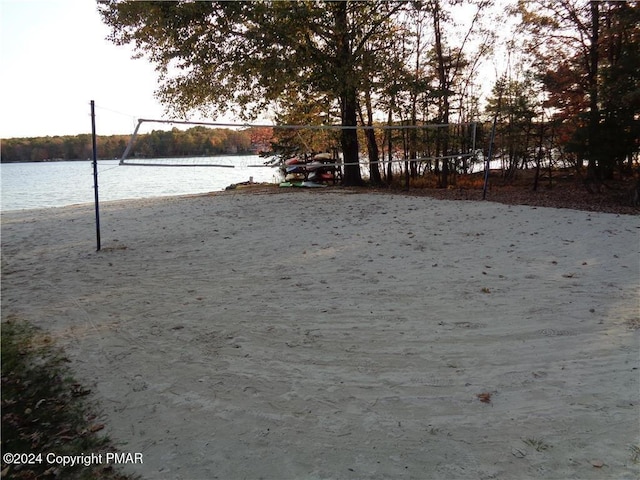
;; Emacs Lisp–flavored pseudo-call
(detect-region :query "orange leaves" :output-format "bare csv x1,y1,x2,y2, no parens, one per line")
476,392,492,404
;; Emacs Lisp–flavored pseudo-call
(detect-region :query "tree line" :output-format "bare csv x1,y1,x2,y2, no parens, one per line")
0,126,274,163
99,0,639,189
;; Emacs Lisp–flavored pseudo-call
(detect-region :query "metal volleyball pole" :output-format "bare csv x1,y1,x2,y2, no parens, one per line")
91,100,101,251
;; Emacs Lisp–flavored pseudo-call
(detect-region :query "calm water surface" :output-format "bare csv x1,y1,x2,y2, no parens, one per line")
1,156,279,211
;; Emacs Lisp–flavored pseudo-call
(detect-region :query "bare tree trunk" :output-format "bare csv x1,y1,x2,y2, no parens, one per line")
361,86,382,185
386,104,394,184
409,25,420,179
410,103,418,179
432,0,450,188
533,113,545,191
586,0,601,183
334,2,363,186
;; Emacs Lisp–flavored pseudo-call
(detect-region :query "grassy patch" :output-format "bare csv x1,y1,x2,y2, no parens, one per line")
630,444,640,464
522,437,552,452
1,317,137,480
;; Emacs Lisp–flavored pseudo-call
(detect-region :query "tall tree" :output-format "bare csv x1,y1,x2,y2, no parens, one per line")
597,1,640,176
98,0,404,186
514,0,640,183
426,0,494,187
485,74,539,177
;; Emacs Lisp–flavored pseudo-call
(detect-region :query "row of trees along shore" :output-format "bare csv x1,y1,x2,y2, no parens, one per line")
3,1,638,194
96,0,639,189
0,127,274,163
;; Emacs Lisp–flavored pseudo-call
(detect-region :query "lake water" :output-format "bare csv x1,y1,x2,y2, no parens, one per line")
0,156,281,211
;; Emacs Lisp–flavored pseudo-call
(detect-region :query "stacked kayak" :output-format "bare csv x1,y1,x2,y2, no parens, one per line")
280,153,338,187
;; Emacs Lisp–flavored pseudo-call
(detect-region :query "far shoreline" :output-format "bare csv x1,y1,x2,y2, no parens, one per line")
0,151,264,165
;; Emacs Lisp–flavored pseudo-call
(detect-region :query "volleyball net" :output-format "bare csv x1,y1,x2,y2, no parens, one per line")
118,118,479,177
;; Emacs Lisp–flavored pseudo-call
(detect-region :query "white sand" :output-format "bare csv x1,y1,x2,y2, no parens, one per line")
2,190,639,480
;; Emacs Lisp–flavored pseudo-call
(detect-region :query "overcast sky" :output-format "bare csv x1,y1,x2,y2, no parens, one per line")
1,0,170,138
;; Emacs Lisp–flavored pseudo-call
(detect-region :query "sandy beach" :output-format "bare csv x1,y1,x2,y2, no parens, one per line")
1,189,638,479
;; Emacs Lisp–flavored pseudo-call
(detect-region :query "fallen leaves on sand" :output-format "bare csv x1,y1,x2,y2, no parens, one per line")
403,169,640,215
71,383,92,397
476,392,492,403
625,318,640,330
1,319,135,480
89,423,105,433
